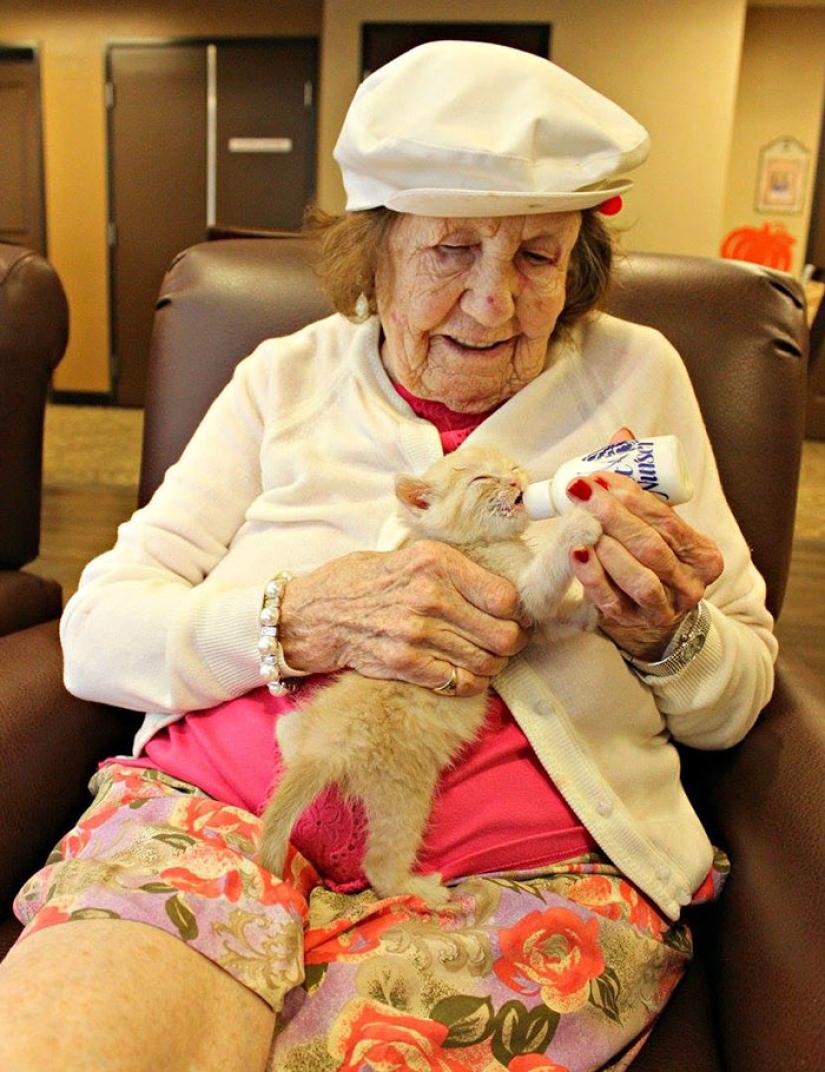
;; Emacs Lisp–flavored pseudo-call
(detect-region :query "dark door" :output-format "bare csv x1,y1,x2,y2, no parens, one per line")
107,39,318,407
216,40,317,231
107,44,207,408
0,47,46,253
361,22,551,79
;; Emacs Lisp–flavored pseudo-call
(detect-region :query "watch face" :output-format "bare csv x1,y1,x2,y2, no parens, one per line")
626,602,710,678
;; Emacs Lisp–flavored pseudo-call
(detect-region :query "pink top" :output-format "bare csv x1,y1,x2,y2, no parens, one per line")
122,385,595,889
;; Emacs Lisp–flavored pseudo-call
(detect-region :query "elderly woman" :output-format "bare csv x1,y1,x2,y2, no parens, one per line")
0,41,774,1072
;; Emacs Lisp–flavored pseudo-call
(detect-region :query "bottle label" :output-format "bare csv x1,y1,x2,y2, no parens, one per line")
580,440,671,500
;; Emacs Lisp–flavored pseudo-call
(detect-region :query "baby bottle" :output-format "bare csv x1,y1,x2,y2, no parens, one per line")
522,435,694,520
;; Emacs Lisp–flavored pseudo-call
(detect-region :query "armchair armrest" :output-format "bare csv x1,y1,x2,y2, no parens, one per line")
701,655,825,1071
0,570,62,638
0,245,69,568
0,621,140,927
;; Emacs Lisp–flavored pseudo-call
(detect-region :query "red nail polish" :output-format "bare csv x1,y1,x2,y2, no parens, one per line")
567,478,592,502
572,548,590,564
594,476,610,490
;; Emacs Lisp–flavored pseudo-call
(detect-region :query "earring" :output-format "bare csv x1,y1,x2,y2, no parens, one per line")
354,293,370,321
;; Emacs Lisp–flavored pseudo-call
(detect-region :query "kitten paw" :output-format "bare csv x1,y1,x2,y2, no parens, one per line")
403,873,453,908
374,872,453,907
568,599,600,632
566,507,602,550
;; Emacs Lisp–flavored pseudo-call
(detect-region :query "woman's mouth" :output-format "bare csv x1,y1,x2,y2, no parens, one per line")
446,336,513,354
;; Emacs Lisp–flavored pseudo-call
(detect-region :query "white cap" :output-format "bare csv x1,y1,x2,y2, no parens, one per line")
334,40,650,217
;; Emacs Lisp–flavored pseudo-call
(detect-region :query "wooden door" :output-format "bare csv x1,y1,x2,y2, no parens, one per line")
107,39,318,407
107,44,207,408
0,47,46,254
215,40,317,231
361,21,551,78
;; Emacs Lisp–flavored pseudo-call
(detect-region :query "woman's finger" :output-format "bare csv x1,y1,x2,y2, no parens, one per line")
279,541,527,692
565,475,723,659
570,544,693,660
568,475,723,589
594,533,705,619
570,542,637,622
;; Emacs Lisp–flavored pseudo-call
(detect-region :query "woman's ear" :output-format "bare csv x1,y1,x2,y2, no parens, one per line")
395,473,432,512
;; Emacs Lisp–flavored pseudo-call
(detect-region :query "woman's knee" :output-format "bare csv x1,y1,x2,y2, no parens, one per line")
0,919,275,1072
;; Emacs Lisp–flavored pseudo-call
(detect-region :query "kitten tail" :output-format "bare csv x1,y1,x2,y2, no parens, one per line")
257,762,330,877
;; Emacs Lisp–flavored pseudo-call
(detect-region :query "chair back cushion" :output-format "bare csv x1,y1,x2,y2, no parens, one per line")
607,252,808,617
142,238,808,617
140,237,331,507
0,244,69,567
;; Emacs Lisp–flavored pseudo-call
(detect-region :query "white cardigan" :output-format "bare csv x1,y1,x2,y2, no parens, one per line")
61,312,776,919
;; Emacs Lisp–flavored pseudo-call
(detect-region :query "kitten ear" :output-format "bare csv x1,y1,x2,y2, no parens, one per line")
395,473,433,512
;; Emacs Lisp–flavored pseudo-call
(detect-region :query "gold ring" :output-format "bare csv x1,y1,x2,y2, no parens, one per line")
432,666,459,696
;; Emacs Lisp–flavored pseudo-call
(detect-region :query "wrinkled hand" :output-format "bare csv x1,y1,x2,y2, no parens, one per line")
278,541,529,695
568,430,723,660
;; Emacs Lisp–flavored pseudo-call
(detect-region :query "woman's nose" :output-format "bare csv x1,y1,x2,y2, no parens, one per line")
461,256,519,325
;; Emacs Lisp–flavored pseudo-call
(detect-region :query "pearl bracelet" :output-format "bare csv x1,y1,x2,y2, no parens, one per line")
258,571,296,696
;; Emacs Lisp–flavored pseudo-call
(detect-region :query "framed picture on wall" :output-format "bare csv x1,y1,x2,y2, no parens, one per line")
756,136,810,214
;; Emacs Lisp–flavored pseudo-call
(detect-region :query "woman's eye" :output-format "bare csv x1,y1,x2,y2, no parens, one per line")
521,250,556,267
431,244,475,273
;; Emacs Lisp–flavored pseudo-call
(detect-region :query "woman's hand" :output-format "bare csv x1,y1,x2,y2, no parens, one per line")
567,433,723,660
277,541,529,695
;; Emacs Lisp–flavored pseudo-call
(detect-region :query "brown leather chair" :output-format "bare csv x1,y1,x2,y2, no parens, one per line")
1,237,822,1072
0,243,67,635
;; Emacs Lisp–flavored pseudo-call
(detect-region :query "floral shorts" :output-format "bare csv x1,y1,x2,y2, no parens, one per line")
14,764,727,1072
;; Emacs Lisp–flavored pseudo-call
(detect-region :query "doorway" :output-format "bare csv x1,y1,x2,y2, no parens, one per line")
361,22,551,79
107,38,318,407
0,45,46,254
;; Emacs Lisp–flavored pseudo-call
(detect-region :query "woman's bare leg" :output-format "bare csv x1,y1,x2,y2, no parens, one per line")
0,920,276,1072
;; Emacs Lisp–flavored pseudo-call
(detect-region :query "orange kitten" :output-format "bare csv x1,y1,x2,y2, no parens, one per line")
257,446,601,905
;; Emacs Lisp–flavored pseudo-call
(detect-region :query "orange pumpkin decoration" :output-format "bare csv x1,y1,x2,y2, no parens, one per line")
720,222,796,271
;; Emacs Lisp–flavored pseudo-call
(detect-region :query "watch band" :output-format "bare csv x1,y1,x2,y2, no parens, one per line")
623,600,711,679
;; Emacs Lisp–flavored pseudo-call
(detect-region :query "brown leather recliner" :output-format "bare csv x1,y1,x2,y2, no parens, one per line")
0,243,67,635
1,238,822,1072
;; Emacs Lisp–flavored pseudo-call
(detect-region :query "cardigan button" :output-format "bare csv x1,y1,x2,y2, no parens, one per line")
596,799,613,817
656,865,672,881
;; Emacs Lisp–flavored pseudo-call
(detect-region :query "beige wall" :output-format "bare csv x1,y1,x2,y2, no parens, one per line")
723,6,825,275
3,1,824,394
318,0,748,258
2,0,321,394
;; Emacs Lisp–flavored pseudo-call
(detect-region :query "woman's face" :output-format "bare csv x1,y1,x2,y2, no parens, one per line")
375,211,582,413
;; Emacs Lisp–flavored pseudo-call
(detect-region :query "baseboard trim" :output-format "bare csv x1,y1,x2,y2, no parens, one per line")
49,389,114,406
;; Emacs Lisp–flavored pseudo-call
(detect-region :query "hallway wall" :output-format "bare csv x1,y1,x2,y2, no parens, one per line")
1,0,321,395
2,0,823,396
